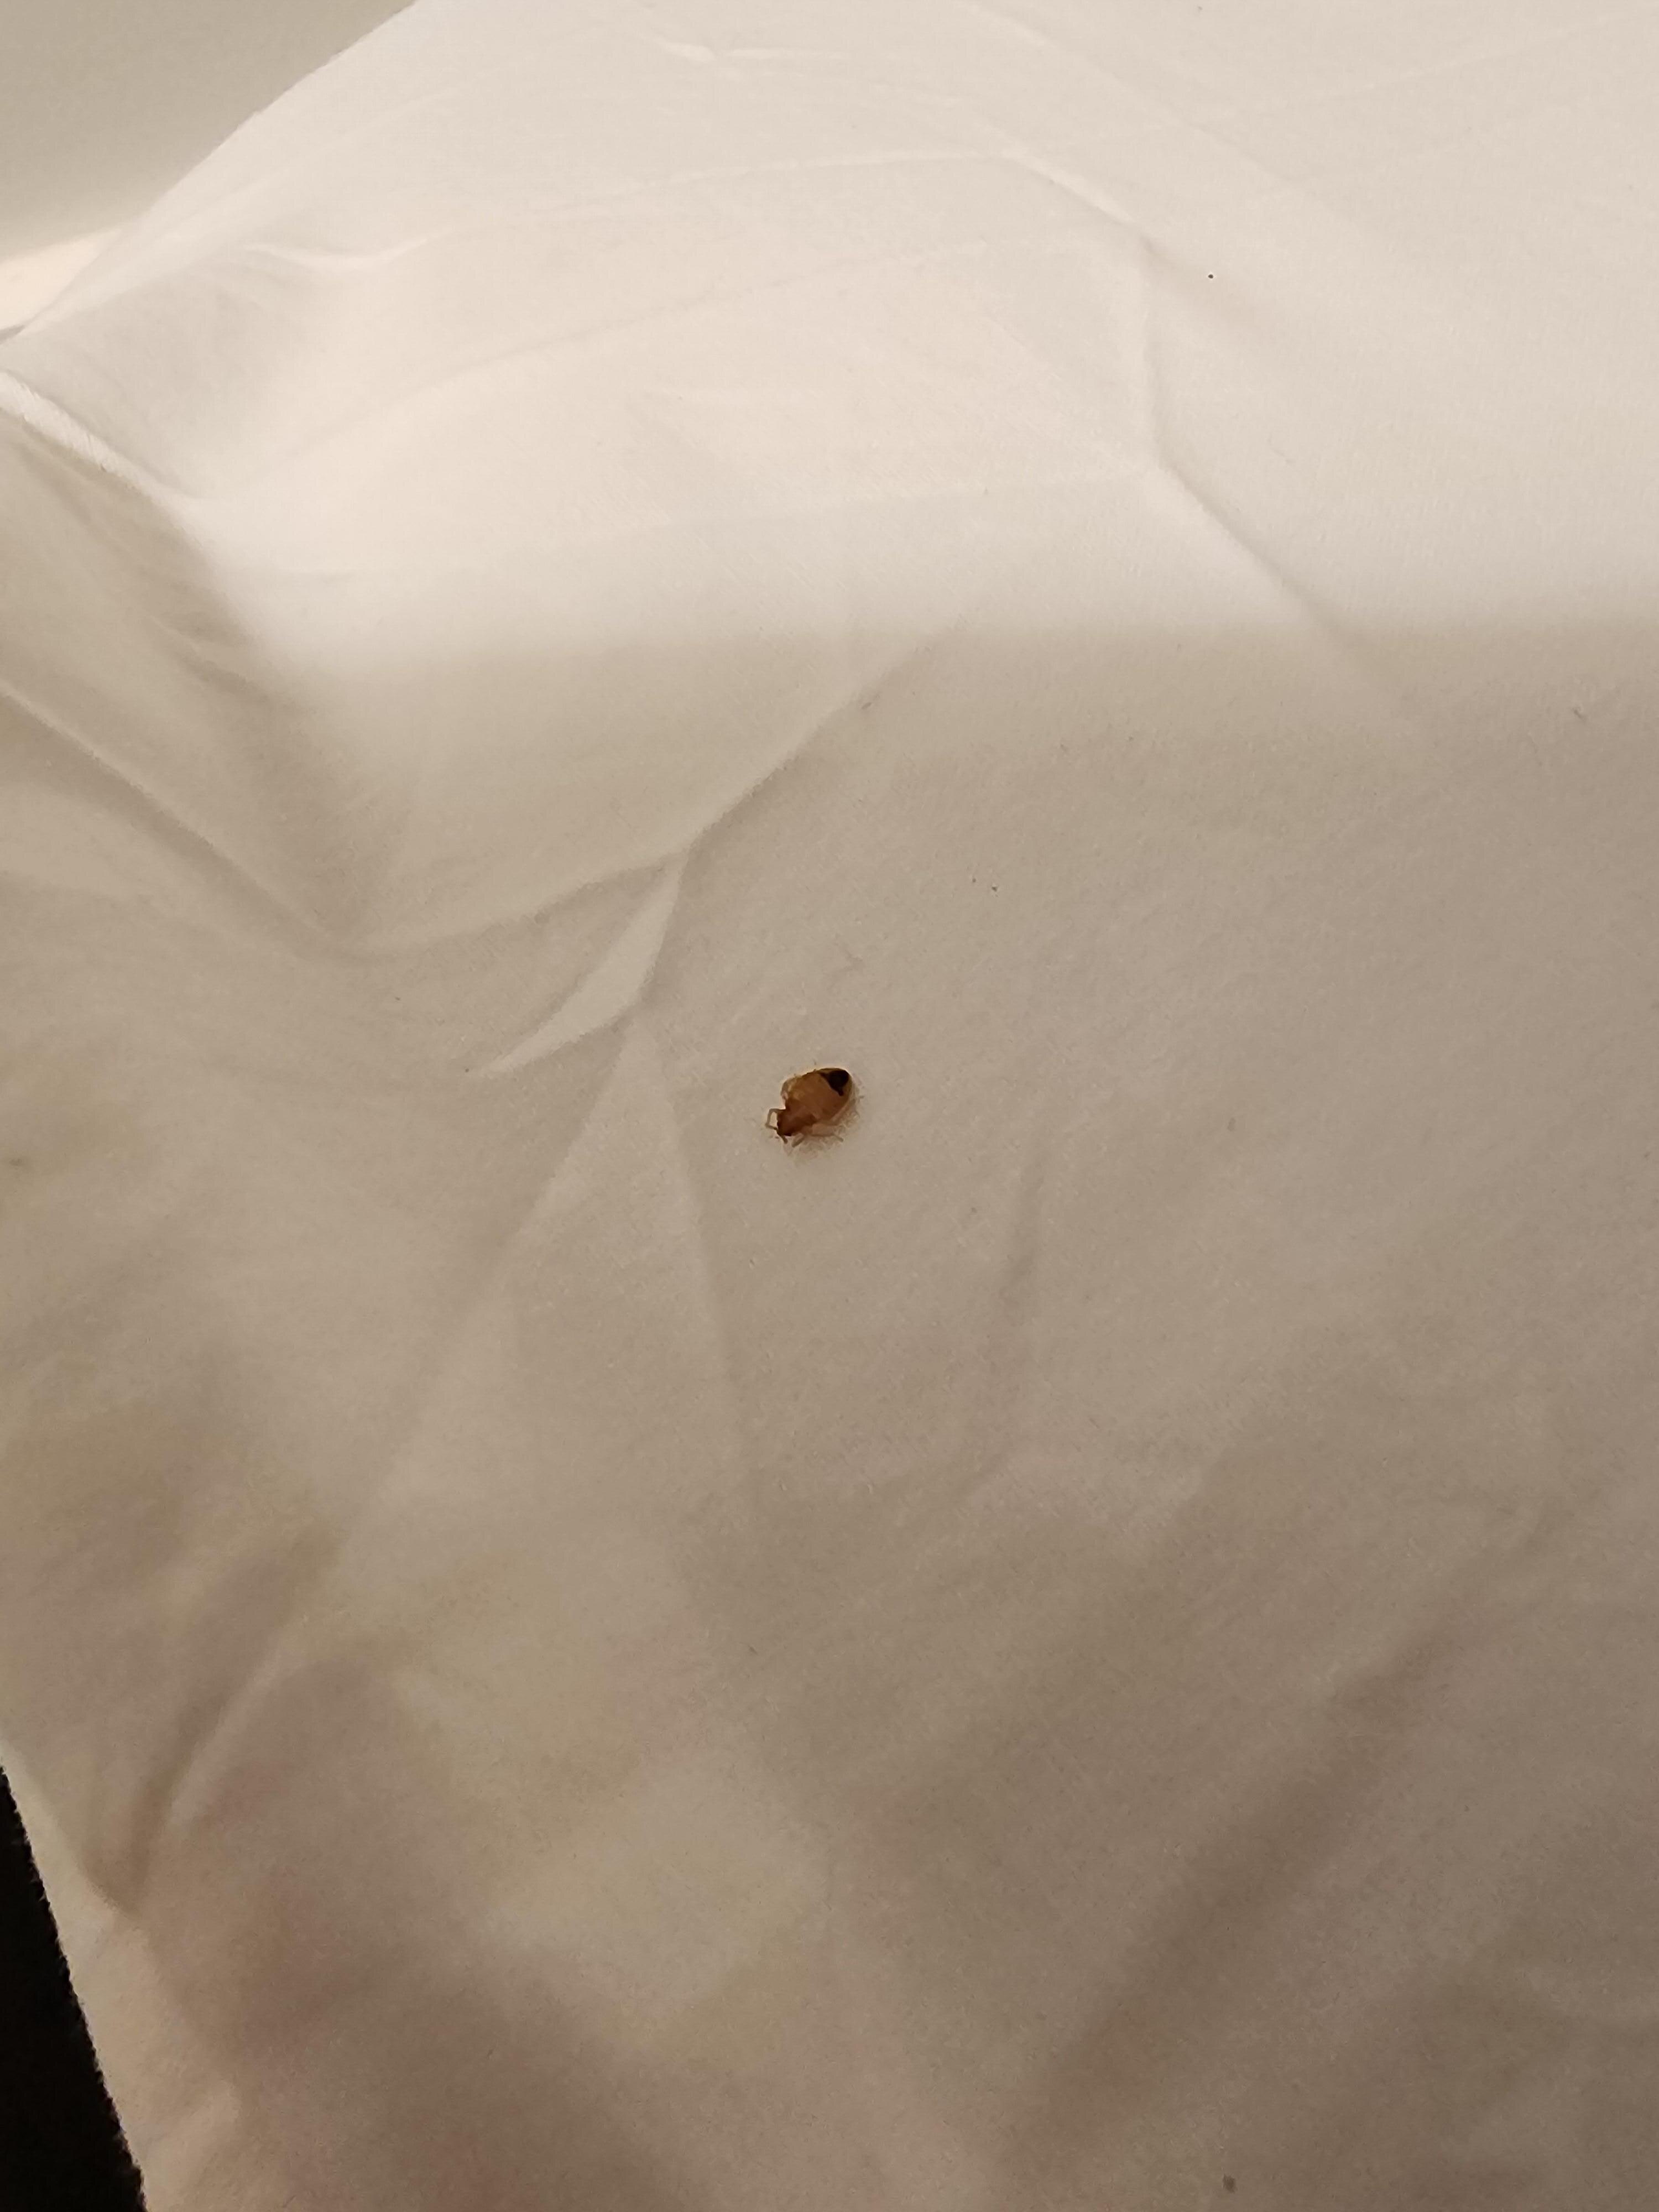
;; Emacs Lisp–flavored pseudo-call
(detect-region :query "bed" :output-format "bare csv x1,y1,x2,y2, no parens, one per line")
3,2,1658,2203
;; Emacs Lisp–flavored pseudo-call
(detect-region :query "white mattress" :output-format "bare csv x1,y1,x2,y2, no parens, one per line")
3,2,1659,2204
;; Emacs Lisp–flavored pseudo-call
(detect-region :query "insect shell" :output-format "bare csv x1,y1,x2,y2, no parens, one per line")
767,1067,855,1143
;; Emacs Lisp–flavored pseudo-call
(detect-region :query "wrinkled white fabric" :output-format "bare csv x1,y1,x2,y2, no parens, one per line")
4,2,1659,2205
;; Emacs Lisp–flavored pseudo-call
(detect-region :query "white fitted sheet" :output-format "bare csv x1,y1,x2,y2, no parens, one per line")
4,3,1659,2204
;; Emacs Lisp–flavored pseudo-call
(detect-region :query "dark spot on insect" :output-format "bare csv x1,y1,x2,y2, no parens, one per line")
823,1069,851,1094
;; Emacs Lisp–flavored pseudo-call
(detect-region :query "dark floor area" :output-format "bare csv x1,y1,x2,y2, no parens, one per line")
0,1770,143,2210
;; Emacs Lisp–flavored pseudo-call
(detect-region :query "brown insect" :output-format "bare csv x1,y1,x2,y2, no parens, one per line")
767,1066,855,1143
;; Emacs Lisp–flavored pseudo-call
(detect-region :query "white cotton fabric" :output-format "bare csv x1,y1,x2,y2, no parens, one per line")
4,2,1659,2205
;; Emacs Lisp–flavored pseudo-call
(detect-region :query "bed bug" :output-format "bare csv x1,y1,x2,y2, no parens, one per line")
767,1066,855,1143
